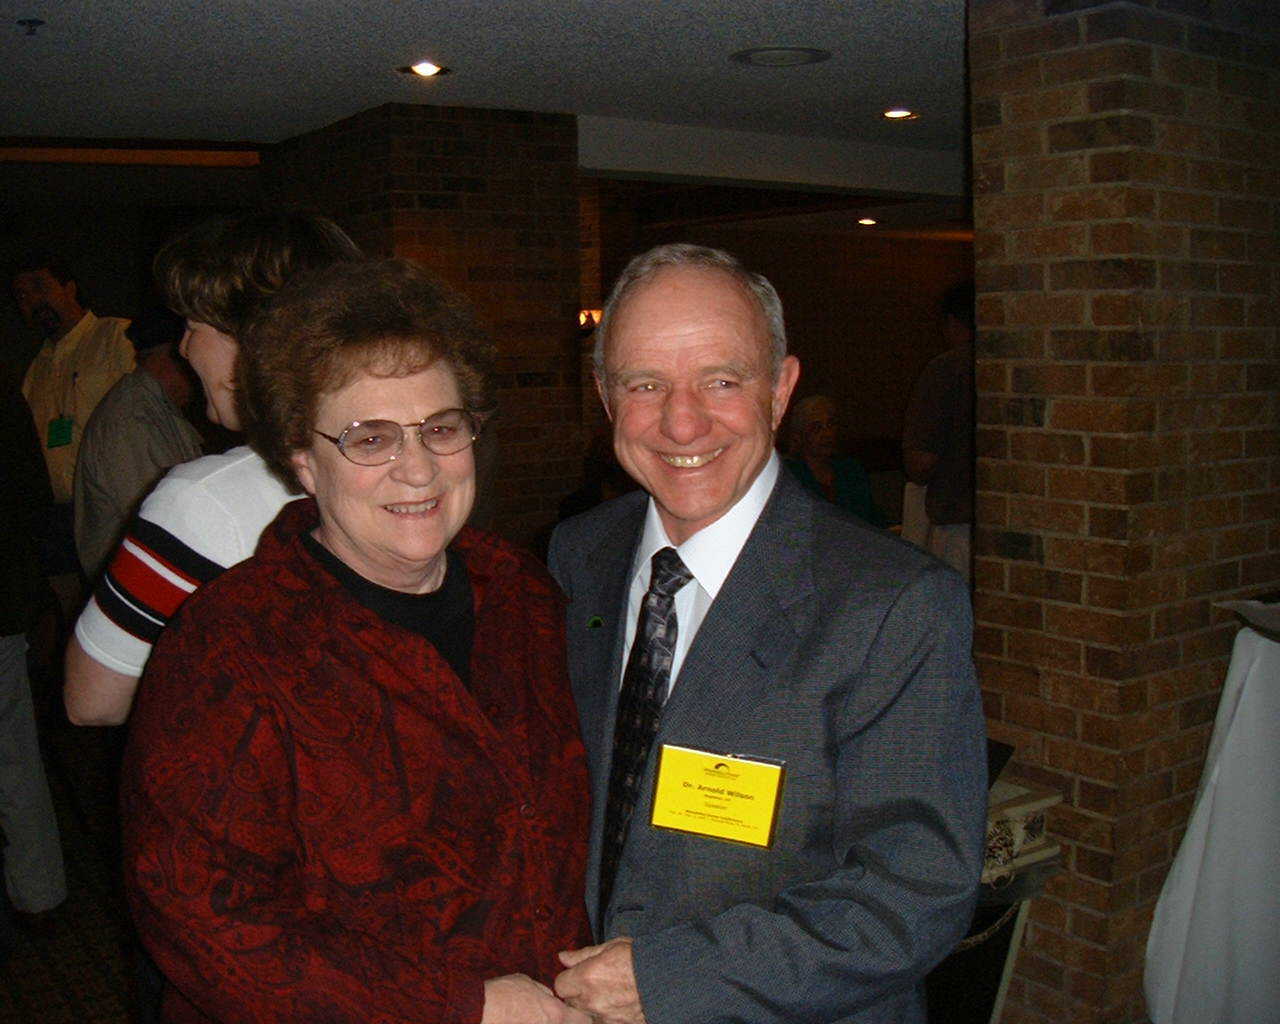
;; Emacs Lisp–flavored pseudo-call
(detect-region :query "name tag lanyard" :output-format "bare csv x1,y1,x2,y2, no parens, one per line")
47,371,78,449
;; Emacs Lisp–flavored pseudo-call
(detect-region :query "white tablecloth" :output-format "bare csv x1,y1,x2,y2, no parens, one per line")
1145,626,1280,1024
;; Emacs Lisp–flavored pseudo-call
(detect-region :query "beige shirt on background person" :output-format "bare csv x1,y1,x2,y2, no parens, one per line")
22,311,135,503
73,369,203,579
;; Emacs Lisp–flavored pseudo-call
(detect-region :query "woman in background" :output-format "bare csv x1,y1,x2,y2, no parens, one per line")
785,394,885,527
65,211,361,725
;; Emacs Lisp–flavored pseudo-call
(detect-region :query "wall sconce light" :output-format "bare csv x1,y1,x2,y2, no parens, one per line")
579,309,603,329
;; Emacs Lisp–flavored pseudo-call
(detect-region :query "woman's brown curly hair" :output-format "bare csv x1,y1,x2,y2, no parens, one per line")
237,258,496,493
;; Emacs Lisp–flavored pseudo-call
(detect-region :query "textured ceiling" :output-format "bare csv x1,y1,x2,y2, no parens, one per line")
4,0,965,150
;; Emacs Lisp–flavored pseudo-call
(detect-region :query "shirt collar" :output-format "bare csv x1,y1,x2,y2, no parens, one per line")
634,451,779,600
47,310,95,353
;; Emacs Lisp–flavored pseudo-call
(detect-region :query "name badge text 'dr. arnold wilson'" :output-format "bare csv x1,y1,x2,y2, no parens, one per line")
650,744,785,848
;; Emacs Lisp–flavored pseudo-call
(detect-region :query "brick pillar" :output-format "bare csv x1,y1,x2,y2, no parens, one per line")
969,2,1278,1021
262,104,582,546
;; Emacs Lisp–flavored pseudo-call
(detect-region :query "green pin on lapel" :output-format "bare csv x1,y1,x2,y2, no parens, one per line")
586,615,604,629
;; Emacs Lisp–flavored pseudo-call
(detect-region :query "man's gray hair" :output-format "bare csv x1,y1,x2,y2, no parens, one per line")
592,243,787,382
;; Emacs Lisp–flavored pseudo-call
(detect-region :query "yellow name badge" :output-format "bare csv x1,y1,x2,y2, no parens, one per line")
650,744,785,848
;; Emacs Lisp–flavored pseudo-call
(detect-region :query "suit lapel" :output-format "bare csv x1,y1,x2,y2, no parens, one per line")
576,515,638,750
573,501,644,931
659,471,816,743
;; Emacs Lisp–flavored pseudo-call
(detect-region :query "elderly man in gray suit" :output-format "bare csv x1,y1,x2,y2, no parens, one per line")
548,243,987,1024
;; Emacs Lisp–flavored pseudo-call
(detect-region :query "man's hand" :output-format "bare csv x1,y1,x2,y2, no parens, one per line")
481,973,593,1024
554,937,646,1024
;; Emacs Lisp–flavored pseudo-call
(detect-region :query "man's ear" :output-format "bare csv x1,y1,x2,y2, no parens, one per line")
594,372,614,422
771,355,801,431
291,449,318,496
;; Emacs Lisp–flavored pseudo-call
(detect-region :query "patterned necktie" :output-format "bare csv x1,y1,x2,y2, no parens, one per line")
599,546,693,912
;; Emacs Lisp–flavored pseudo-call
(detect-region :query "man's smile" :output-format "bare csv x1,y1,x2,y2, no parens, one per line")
659,447,725,469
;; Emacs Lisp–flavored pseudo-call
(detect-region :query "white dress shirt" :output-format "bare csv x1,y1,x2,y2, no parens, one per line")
621,453,780,696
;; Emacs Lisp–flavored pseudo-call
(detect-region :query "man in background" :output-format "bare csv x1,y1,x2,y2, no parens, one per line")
12,252,134,593
902,281,975,580
73,308,202,580
13,252,135,506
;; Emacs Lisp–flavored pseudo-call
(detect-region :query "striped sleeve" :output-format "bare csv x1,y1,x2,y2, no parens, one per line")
93,517,225,645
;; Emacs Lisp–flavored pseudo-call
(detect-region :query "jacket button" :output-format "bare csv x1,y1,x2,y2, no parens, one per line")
534,905,552,922
519,802,535,818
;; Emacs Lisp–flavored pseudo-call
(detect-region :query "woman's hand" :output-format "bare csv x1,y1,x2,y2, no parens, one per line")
481,974,594,1024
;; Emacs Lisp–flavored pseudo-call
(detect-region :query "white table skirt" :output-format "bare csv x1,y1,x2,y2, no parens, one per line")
1145,626,1280,1024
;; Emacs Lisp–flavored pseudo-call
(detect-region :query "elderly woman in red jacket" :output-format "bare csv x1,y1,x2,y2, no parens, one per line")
122,259,590,1024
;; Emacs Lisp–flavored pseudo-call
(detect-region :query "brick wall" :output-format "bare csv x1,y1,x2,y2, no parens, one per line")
263,104,582,545
969,1,1278,1020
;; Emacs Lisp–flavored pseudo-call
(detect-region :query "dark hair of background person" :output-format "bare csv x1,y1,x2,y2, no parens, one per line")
153,211,361,339
786,393,838,456
124,306,186,355
8,249,76,290
238,258,496,493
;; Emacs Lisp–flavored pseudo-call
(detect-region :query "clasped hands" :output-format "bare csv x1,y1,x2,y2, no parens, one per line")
482,937,644,1024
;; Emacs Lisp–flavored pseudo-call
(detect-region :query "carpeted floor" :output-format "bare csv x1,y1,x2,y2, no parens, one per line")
1,686,134,1023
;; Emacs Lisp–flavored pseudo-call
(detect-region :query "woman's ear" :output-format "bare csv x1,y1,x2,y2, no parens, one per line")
291,449,318,496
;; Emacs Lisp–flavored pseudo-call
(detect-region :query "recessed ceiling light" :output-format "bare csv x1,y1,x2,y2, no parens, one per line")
858,218,877,226
730,47,831,67
883,108,918,120
398,60,451,77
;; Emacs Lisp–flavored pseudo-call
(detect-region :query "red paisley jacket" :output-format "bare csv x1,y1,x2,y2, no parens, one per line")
122,499,591,1023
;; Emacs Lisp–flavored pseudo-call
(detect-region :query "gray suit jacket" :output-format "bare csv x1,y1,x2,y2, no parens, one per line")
548,470,986,1024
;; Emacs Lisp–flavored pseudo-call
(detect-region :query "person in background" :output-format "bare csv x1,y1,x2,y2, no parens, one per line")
0,384,66,926
73,307,202,580
549,244,985,1024
11,251,134,601
63,211,361,726
534,425,638,560
784,393,885,527
123,259,590,1023
12,251,135,508
902,281,975,579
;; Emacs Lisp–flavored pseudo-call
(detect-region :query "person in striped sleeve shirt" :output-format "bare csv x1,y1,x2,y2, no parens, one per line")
63,210,361,725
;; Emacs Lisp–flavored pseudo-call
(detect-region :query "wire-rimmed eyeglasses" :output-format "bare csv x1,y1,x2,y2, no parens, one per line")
315,408,488,466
